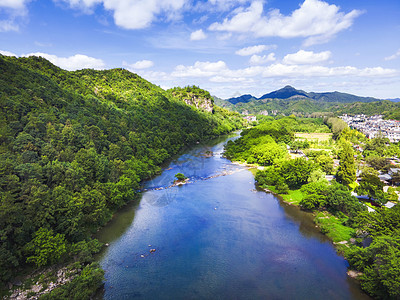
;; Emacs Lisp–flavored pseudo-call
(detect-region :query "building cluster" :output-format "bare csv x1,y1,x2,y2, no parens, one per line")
243,115,257,123
340,114,400,142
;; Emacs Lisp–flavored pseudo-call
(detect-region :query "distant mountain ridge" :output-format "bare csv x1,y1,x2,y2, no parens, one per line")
226,94,256,105
226,85,380,104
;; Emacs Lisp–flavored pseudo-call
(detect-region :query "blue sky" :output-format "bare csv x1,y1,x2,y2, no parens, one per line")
1,0,400,99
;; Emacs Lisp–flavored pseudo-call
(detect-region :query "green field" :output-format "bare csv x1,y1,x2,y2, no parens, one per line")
295,132,333,141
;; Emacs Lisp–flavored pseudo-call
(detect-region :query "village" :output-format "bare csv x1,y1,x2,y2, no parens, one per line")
288,117,400,213
340,114,400,142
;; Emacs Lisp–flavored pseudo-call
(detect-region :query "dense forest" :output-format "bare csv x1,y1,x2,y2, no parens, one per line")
224,117,400,299
0,55,244,297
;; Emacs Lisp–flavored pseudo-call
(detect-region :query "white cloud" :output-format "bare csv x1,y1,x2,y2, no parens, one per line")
0,50,105,70
0,20,18,31
207,0,250,10
123,60,154,70
260,64,396,78
170,60,397,81
23,52,105,70
209,0,362,45
235,44,276,56
0,0,31,31
190,29,207,41
193,0,250,13
210,76,254,84
133,70,170,82
0,50,17,56
172,61,229,77
58,0,187,29
283,50,331,65
0,0,29,10
385,49,400,61
249,53,276,65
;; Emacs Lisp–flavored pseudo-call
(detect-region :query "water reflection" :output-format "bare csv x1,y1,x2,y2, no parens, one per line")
97,133,370,300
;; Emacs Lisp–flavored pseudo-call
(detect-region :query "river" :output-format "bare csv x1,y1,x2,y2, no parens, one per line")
96,133,370,299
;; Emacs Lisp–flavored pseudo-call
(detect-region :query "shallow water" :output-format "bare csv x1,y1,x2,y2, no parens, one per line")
97,133,370,300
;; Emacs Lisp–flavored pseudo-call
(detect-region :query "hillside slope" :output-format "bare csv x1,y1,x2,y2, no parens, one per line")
0,55,244,290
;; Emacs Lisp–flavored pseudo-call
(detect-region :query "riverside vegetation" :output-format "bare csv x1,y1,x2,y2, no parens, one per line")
224,116,400,299
0,55,244,298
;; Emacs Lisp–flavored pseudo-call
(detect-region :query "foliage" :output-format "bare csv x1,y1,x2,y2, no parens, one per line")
326,117,348,140
355,167,388,205
365,156,390,171
336,142,356,186
346,231,400,299
289,139,310,151
299,181,329,209
168,86,214,113
224,117,294,164
363,133,390,158
347,206,400,298
314,212,355,243
280,158,314,189
174,173,187,181
255,157,313,191
353,205,400,238
307,169,327,183
0,55,243,286
39,263,104,300
25,228,67,267
299,181,366,217
280,189,304,205
255,166,288,194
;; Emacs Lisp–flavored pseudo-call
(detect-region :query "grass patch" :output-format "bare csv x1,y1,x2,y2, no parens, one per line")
314,211,355,243
281,189,304,205
295,132,332,141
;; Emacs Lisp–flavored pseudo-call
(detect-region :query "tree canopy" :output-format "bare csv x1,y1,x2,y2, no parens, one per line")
0,54,244,289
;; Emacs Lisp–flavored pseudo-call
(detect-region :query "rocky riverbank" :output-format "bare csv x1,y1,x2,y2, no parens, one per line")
8,265,78,299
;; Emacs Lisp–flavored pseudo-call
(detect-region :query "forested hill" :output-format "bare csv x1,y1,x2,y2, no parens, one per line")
0,55,244,291
226,85,379,105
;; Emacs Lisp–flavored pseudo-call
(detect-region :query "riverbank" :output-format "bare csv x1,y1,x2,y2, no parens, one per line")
97,134,369,299
230,160,357,254
260,184,356,251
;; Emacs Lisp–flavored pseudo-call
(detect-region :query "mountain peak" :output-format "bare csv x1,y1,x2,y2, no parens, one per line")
259,86,307,100
282,85,295,89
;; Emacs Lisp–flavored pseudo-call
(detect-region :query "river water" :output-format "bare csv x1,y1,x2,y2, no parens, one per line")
97,133,370,300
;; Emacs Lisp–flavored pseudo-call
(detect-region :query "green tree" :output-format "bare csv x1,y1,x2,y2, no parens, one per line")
325,182,366,217
25,227,67,267
336,142,356,186
365,156,390,171
247,142,287,166
308,169,327,183
356,169,387,205
281,158,313,189
346,232,400,299
299,181,329,210
175,173,187,181
314,154,334,174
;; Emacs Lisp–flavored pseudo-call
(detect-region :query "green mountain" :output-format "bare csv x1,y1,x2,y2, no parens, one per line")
0,55,244,289
226,85,380,105
221,86,400,118
226,94,256,105
258,85,308,100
